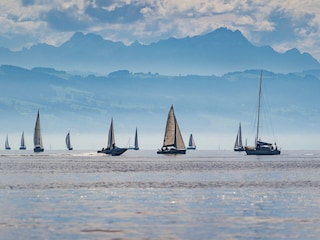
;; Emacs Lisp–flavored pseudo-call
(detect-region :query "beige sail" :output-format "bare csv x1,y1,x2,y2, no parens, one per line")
163,105,185,149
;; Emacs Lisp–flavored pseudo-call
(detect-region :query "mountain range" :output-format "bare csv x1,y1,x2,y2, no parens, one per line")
0,65,319,149
0,28,319,75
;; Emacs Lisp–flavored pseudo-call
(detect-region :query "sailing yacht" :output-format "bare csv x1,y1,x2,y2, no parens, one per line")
20,131,26,150
97,118,127,156
5,134,11,150
33,110,44,152
187,133,196,150
128,127,139,150
65,132,73,150
234,123,245,151
157,105,186,154
245,71,280,155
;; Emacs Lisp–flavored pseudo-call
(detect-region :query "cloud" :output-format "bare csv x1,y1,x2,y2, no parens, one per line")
0,0,320,61
85,2,146,24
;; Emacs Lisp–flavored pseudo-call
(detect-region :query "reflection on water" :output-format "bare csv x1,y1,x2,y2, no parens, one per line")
1,150,320,239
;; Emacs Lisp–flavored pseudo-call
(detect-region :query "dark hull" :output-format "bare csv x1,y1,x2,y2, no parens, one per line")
245,149,280,155
67,147,73,151
5,147,11,150
128,147,139,150
157,149,186,154
34,146,44,152
19,146,26,150
234,147,245,152
97,148,127,156
187,147,196,150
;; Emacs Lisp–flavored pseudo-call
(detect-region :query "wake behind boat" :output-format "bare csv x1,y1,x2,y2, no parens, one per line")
33,110,44,152
245,71,280,155
98,118,127,156
157,105,186,154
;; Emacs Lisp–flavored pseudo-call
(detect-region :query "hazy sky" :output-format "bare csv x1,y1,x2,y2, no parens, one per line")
1,0,320,61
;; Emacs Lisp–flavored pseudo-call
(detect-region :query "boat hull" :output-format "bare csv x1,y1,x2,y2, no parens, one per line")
234,147,245,152
187,147,196,150
157,149,186,154
19,147,26,150
34,146,44,152
245,148,280,155
128,147,139,150
97,147,127,156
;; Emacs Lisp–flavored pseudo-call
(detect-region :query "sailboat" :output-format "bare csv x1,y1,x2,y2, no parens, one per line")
5,134,11,150
234,123,245,151
128,127,139,150
97,118,127,156
65,132,73,150
33,110,44,152
157,105,186,154
187,133,196,150
245,71,280,155
19,131,26,150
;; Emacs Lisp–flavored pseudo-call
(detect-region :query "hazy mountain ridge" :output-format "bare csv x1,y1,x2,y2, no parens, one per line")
0,28,319,76
0,65,319,140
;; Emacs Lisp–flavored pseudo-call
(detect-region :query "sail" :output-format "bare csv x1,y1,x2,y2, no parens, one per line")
33,110,43,147
107,118,115,149
65,132,72,149
163,105,185,149
234,123,243,149
5,135,10,149
134,127,139,149
188,134,196,148
21,132,25,148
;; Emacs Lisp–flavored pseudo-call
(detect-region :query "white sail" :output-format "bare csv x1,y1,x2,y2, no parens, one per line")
234,123,243,149
5,134,10,149
134,127,139,149
163,105,185,149
107,118,115,149
20,131,26,149
188,134,196,148
33,110,43,149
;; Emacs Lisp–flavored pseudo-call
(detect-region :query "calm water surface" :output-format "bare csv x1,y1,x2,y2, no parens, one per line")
0,150,320,239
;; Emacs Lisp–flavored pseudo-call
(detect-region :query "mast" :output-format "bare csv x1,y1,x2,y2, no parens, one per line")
256,71,263,145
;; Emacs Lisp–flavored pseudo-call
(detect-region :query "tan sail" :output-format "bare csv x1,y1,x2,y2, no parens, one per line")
163,105,185,149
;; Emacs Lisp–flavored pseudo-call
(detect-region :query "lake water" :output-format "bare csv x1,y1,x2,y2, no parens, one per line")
1,150,320,239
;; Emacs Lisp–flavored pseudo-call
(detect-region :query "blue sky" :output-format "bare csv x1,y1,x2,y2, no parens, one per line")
1,0,320,61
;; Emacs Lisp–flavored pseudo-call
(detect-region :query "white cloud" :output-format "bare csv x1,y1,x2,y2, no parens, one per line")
0,0,320,61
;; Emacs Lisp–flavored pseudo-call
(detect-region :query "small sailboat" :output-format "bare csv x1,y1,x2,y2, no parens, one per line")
97,118,127,156
33,110,44,152
245,71,280,155
5,134,11,150
187,133,196,150
65,132,73,150
20,131,26,150
234,123,245,151
157,105,186,154
128,127,139,150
